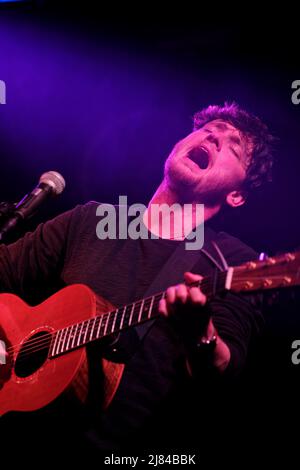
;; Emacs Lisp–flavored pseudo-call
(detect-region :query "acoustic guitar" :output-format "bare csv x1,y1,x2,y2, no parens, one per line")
0,250,300,416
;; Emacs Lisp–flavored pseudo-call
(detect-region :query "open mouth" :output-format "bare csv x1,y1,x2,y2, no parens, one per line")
187,146,210,170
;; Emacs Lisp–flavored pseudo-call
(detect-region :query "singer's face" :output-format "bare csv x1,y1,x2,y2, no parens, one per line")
164,119,252,205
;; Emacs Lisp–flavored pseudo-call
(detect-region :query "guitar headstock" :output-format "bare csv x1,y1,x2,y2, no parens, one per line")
230,251,300,293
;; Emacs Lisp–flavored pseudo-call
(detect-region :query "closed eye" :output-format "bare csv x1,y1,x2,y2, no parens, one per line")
230,147,241,159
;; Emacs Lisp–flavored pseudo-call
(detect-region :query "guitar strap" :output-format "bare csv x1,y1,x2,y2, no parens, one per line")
135,226,227,342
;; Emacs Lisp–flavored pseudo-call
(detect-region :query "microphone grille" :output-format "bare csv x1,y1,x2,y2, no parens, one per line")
39,171,66,196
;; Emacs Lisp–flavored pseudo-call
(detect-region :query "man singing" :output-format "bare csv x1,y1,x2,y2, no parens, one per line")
0,102,274,454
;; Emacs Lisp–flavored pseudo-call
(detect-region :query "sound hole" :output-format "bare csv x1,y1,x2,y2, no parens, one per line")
15,331,52,378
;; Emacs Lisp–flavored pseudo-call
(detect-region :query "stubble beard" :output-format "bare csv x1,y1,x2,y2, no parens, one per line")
164,159,227,207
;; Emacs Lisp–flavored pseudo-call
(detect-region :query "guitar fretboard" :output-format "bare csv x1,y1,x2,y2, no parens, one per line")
49,271,228,358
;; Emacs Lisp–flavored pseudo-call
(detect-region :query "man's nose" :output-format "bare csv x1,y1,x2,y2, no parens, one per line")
205,133,222,151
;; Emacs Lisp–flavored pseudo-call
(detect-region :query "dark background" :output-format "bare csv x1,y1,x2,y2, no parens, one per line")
0,0,300,464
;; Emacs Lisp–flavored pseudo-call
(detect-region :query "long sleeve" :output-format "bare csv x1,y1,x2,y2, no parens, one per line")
209,231,265,374
0,205,82,304
210,291,264,374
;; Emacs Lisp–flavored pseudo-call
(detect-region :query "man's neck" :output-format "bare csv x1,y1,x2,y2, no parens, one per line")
143,181,220,240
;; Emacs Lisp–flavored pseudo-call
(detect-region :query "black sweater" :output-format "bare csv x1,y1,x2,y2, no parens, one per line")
0,201,264,452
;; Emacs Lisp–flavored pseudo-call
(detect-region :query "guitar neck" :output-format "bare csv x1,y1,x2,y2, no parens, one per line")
48,249,300,359
49,270,229,358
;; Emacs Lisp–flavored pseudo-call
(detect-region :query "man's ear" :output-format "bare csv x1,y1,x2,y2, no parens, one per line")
226,190,246,208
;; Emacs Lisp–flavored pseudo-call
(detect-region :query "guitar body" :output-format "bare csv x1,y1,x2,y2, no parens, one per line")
1,249,299,416
0,284,124,416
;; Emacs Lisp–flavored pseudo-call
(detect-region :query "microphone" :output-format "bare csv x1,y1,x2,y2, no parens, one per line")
0,171,66,242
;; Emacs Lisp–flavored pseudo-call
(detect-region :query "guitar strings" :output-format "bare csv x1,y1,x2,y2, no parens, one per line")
4,260,298,360
4,286,189,356
4,296,172,361
4,272,234,360
9,270,280,363
4,293,190,360
7,278,223,358
4,277,221,361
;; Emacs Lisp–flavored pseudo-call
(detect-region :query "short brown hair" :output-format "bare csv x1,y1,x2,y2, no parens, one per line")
193,102,276,191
